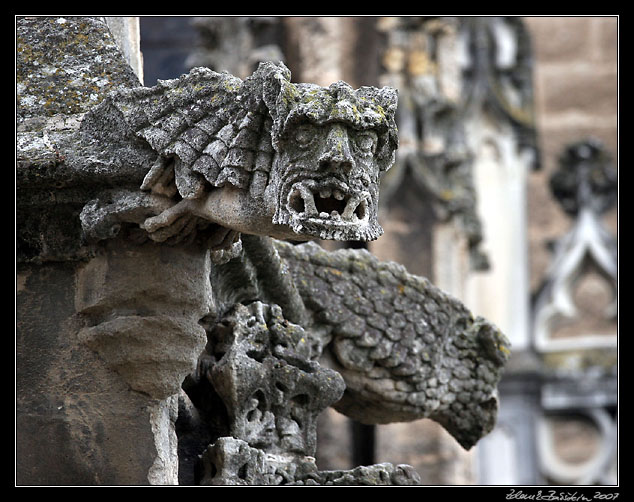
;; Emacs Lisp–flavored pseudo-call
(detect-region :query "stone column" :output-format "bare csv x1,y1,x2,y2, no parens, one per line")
104,17,144,83
17,238,210,484
16,16,209,485
283,17,358,87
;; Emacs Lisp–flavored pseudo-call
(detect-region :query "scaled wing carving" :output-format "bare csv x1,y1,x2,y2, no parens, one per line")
275,241,510,450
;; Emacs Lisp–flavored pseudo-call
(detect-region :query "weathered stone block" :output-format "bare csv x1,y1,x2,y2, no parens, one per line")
16,262,165,485
17,17,140,123
75,237,211,400
524,17,593,63
540,65,617,119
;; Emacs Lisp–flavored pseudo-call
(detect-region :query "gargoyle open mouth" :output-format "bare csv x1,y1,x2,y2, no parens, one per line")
287,179,370,224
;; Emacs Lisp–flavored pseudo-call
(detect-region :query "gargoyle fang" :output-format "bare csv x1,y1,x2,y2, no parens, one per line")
288,181,369,223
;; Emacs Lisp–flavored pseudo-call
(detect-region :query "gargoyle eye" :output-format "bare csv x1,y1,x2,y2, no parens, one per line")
355,131,377,154
295,126,315,148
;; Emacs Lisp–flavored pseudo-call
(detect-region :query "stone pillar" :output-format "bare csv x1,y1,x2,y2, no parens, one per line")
17,259,161,485
105,17,144,83
458,17,538,353
283,17,358,87
16,16,208,485
17,237,211,486
465,115,533,351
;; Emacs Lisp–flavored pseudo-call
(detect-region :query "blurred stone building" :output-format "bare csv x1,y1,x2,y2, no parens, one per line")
520,16,617,485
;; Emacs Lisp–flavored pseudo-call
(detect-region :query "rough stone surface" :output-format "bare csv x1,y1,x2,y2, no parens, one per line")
17,17,181,486
202,301,345,457
197,436,421,485
16,261,163,485
16,17,140,124
275,240,510,450
16,16,151,264
75,236,212,400
78,61,398,251
175,233,510,483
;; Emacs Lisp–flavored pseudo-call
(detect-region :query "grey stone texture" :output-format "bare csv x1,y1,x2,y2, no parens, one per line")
197,437,420,485
17,17,141,123
75,237,211,400
203,301,346,457
276,241,510,450
17,16,510,485
17,16,150,264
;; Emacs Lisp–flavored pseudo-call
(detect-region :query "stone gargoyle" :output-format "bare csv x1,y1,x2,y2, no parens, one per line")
78,61,511,485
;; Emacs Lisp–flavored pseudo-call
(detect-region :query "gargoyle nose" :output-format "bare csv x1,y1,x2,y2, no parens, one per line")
319,124,355,172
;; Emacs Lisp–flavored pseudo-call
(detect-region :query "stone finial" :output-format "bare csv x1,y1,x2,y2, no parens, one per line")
194,301,424,485
201,302,345,457
550,138,618,217
533,139,617,352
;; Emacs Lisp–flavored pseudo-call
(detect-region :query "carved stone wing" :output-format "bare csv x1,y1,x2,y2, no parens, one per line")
274,240,511,450
83,63,284,200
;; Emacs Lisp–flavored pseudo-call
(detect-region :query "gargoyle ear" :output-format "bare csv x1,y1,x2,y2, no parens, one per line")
259,61,292,103
376,86,398,122
372,86,399,173
258,61,297,145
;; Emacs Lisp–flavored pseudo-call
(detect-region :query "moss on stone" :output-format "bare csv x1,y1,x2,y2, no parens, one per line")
16,17,139,125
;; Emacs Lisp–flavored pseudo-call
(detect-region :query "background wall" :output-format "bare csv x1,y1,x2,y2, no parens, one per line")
494,16,618,486
524,16,618,292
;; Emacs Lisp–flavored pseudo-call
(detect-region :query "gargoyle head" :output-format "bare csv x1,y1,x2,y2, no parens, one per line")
79,63,398,249
261,65,399,241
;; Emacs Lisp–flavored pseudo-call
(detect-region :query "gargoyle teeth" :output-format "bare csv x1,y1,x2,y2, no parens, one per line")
288,181,370,223
289,183,318,216
342,194,369,221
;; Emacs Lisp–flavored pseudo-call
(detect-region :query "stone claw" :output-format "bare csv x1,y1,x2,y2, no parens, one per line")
141,199,196,234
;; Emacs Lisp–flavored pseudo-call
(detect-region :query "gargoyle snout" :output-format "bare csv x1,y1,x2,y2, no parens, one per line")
319,125,355,173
